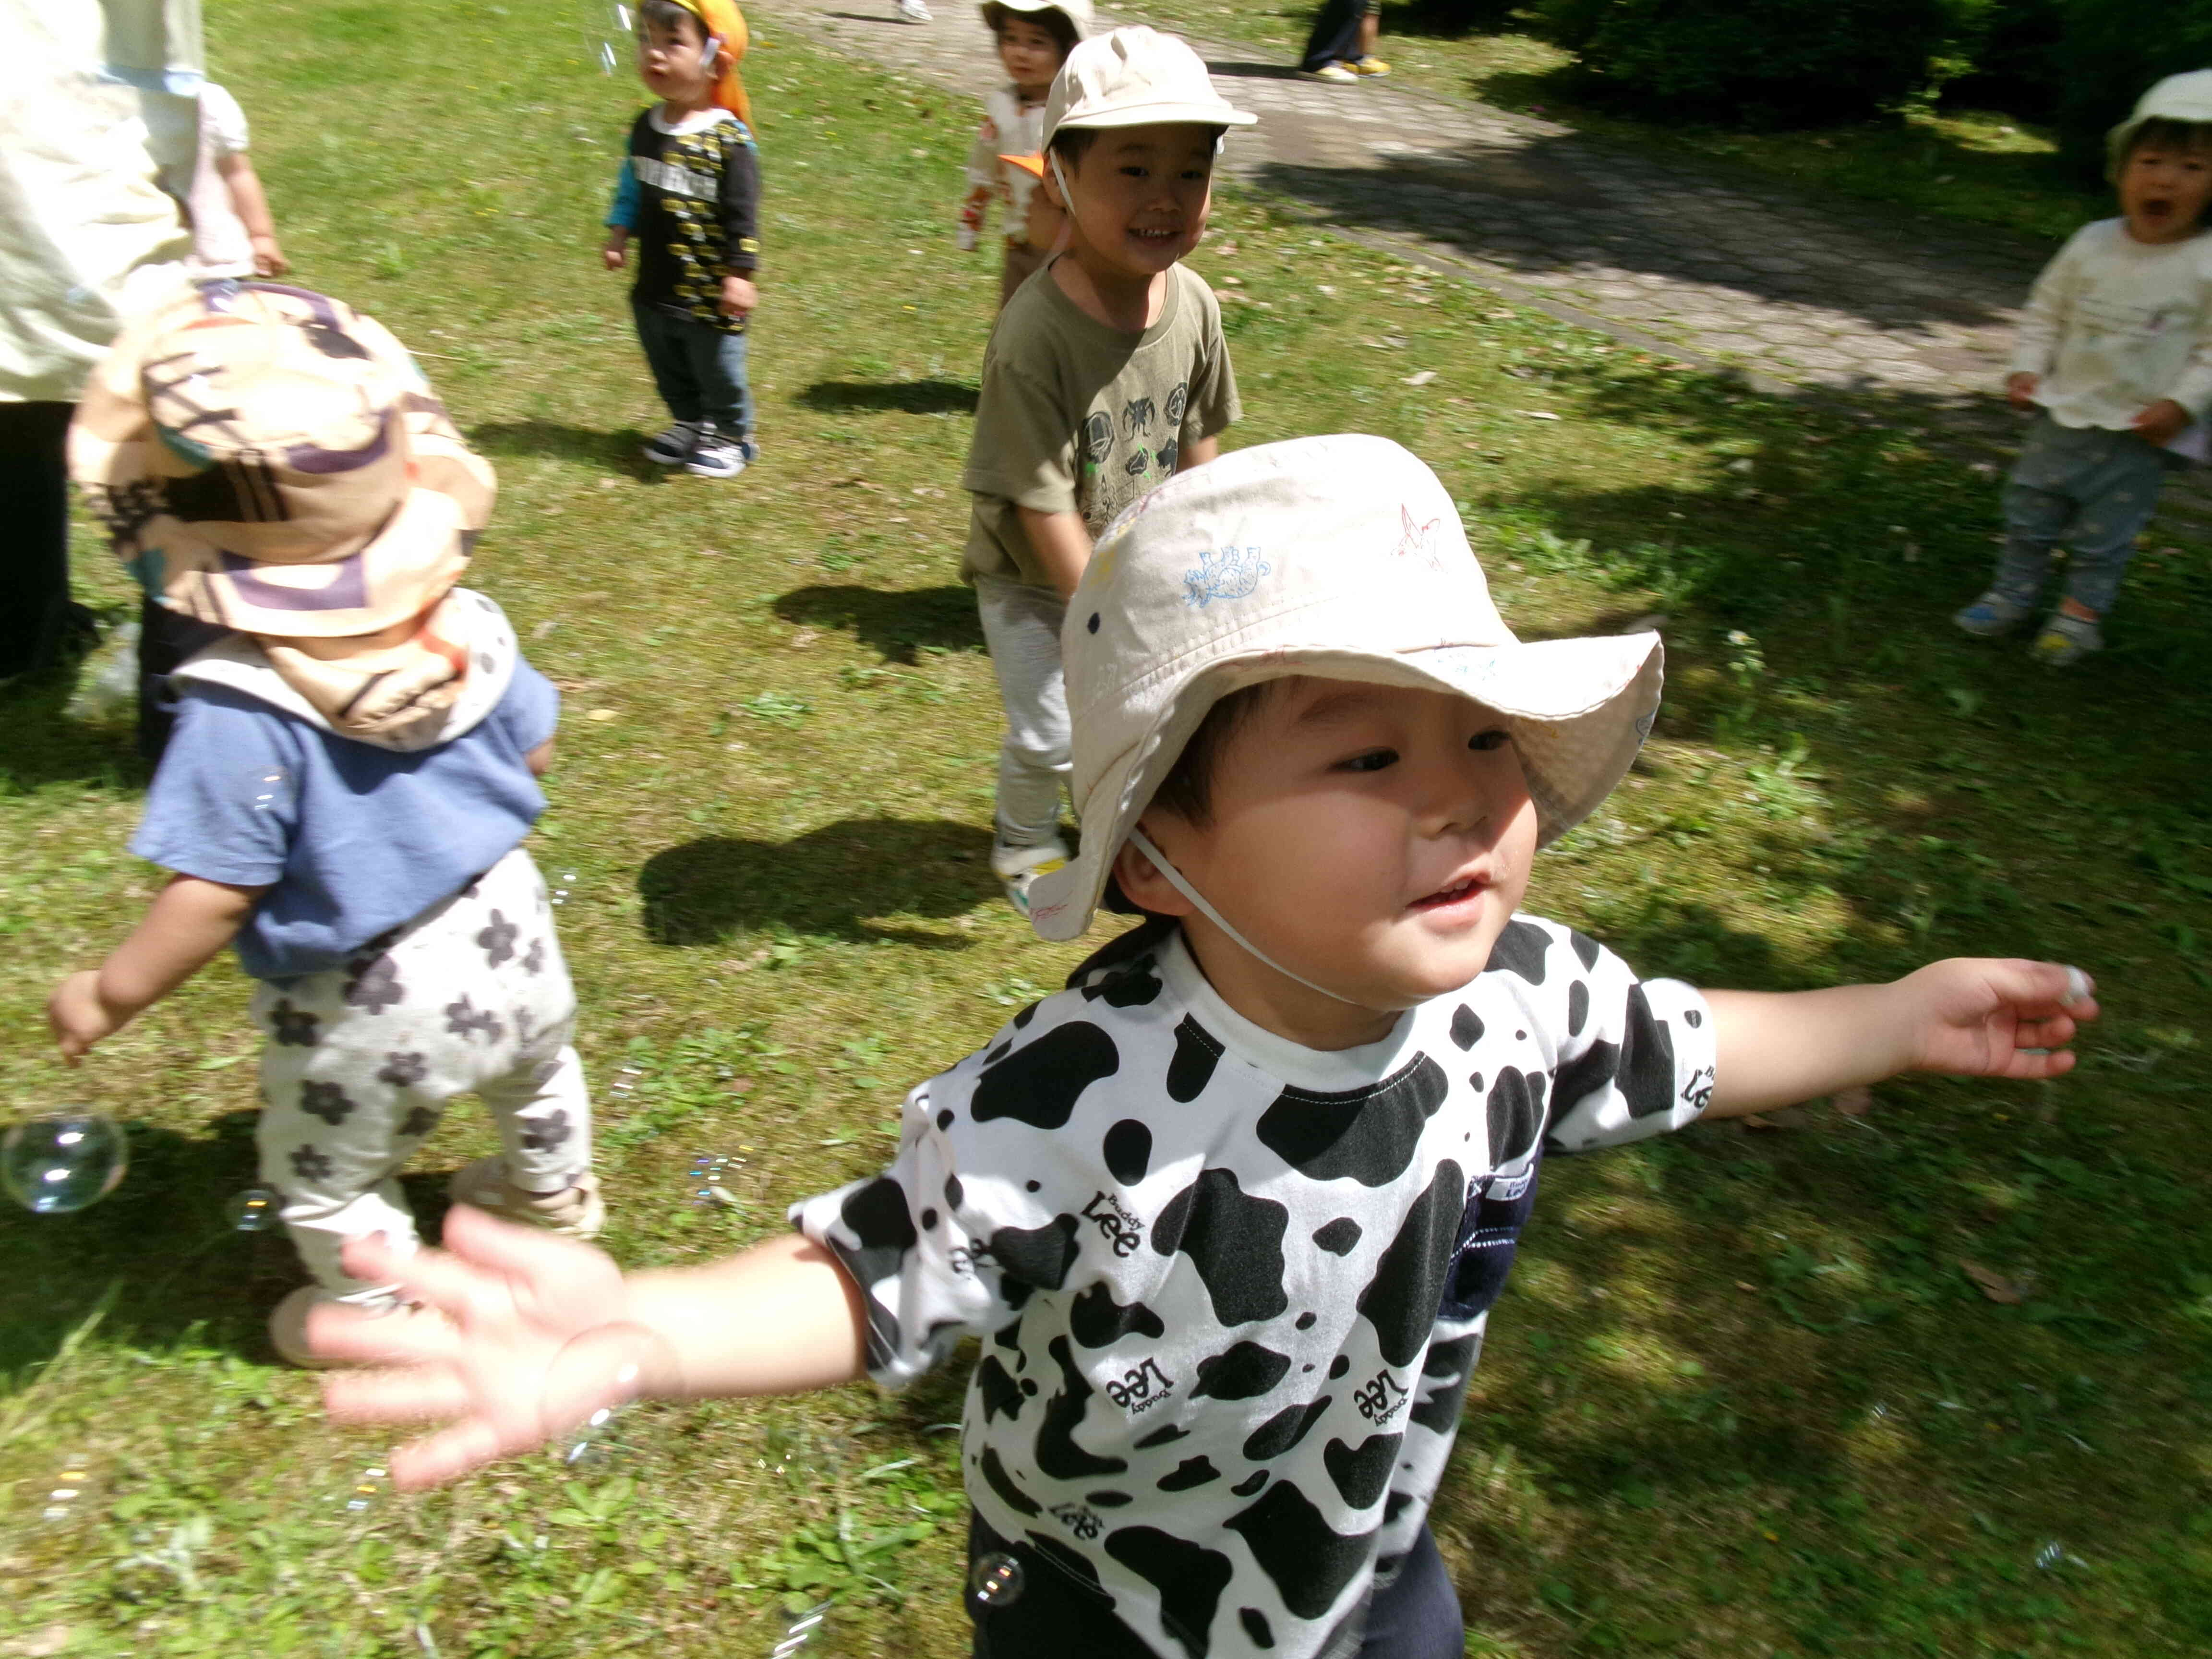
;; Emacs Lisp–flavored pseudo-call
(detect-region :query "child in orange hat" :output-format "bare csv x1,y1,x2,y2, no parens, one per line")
602,0,763,478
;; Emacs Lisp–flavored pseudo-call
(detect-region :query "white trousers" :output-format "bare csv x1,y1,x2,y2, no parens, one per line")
251,846,590,1298
975,574,1070,848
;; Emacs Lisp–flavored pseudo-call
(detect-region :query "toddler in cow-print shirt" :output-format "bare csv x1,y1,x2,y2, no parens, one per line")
314,436,2101,1659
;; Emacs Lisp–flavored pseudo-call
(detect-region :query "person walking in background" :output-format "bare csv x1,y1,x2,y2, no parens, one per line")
50,286,602,1368
1954,71,2212,666
1299,0,1388,84
961,26,1251,914
603,0,763,479
957,0,1089,308
161,80,289,278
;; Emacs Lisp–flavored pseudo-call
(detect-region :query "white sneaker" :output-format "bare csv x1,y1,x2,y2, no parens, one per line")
990,838,1070,917
447,1157,606,1238
686,430,750,478
1306,62,1358,83
897,0,933,19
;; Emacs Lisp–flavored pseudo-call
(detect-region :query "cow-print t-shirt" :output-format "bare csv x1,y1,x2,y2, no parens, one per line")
792,918,1716,1659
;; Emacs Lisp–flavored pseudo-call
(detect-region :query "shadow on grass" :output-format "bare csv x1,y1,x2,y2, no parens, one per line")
0,642,148,795
639,817,996,947
774,584,985,661
468,419,655,472
796,378,980,417
0,1110,458,1368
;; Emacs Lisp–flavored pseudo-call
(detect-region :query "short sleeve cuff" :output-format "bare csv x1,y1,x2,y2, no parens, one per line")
1546,978,1717,1153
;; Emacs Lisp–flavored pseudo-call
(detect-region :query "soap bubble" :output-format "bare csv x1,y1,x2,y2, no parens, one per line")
770,1604,827,1658
563,1403,625,1467
246,766,294,815
688,1152,743,1207
968,1552,1025,1607
342,1466,388,1513
608,1063,644,1102
227,1186,282,1231
582,2,637,76
1,1113,127,1214
42,1453,90,1523
551,870,577,908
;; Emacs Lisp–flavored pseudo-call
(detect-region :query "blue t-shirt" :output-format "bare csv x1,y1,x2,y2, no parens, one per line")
131,662,561,981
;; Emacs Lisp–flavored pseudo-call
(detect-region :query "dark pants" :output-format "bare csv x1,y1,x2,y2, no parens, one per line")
630,298,753,436
968,1511,1463,1659
137,597,228,763
0,400,79,677
1300,0,1375,70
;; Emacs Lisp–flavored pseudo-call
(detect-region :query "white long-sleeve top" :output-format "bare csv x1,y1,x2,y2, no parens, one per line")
2010,218,2212,429
965,84,1047,240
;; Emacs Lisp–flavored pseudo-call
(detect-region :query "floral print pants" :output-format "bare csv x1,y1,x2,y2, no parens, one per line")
249,846,591,1299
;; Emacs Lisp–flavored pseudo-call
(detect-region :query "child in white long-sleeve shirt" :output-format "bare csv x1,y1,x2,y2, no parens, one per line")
957,0,1088,307
1954,71,2212,665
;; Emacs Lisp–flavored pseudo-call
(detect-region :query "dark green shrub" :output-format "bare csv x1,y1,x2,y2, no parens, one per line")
2044,0,2212,181
1527,0,2000,126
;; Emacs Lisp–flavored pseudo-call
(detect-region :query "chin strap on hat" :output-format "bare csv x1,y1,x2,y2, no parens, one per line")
1127,829,1360,1005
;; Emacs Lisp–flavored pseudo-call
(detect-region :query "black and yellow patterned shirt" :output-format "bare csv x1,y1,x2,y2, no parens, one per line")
609,106,761,335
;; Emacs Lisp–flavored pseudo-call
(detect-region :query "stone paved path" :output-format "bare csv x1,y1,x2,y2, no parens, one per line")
750,0,2054,416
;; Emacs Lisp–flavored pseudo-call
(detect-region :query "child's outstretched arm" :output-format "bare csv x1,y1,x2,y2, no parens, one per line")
49,873,269,1060
314,1209,868,1488
1701,959,2097,1119
214,153,288,276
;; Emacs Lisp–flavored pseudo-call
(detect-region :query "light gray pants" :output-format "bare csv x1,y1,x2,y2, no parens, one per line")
1994,416,2174,616
975,574,1070,848
252,846,590,1299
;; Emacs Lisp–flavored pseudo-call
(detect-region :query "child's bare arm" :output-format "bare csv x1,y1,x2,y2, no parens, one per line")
1183,435,1221,469
526,737,554,777
315,1210,868,1488
1700,959,2096,1118
1018,505,1094,600
49,874,269,1060
214,152,288,275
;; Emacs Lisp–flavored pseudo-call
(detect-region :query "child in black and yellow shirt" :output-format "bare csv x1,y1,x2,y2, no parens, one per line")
603,0,762,478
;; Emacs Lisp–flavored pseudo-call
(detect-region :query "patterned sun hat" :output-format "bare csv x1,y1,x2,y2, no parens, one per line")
69,282,494,638
1022,433,1665,943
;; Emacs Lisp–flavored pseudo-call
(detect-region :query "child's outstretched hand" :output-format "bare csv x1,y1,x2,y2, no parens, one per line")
2005,371,2041,409
1897,958,2097,1079
314,1207,668,1490
49,970,126,1061
2132,398,2190,446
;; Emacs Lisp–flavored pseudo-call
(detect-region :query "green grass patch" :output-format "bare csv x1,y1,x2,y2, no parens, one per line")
2,0,2210,1654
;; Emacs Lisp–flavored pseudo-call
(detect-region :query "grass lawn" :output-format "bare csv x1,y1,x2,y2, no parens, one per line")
1131,0,2109,246
4,0,2212,1654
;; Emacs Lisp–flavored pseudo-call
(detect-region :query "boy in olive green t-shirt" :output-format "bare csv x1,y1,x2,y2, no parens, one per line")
959,27,1252,914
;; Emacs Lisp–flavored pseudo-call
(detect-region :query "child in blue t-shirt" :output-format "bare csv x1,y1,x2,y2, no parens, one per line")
49,282,602,1367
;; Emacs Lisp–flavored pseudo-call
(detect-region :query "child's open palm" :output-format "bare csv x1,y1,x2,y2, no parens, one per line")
314,1208,663,1489
1900,958,2098,1079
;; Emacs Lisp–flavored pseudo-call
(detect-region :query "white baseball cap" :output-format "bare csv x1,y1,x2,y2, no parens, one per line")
1022,434,1664,943
981,0,1093,38
2107,70,2212,178
1043,24,1256,144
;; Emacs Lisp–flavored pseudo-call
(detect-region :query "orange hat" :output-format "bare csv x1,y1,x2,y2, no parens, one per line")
669,0,754,129
998,151,1046,178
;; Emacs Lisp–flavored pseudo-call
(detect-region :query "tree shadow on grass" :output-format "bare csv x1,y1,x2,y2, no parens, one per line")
639,818,996,948
795,378,980,417
774,584,984,662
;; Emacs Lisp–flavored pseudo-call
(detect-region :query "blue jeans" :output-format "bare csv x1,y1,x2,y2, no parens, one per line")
629,298,752,436
1992,416,2174,615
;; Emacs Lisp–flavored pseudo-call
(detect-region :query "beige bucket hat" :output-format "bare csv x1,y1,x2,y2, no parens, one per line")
2107,70,2212,178
1023,434,1664,943
69,282,494,638
1043,24,1255,144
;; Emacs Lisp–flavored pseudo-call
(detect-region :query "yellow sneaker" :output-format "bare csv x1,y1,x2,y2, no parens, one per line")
1352,55,1392,76
990,838,1070,917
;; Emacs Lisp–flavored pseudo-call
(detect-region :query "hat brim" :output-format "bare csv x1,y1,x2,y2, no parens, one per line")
1000,152,1047,178
1052,101,1257,132
1024,632,1662,943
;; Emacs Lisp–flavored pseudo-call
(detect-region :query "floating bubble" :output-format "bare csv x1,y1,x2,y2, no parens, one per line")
563,1404,624,1467
770,1604,827,1658
608,1063,645,1102
42,1453,90,1523
968,1551,1025,1608
1,1113,127,1214
227,1186,282,1232
343,1466,389,1513
550,869,577,908
246,765,295,816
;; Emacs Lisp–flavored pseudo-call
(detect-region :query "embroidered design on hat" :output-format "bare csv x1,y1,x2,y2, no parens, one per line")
1183,544,1272,609
1394,506,1447,573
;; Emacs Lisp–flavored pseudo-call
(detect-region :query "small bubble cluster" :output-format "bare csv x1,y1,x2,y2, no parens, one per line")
343,1466,389,1513
688,1151,745,1207
2,1113,127,1214
43,1453,90,1523
550,870,577,907
607,1063,645,1102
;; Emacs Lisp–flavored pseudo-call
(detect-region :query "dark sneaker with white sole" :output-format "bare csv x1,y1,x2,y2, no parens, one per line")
686,430,754,478
642,421,701,466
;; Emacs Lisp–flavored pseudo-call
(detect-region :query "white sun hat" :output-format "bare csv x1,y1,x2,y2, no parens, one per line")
2107,70,2212,178
1022,434,1664,944
981,0,1094,38
1042,24,1256,144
